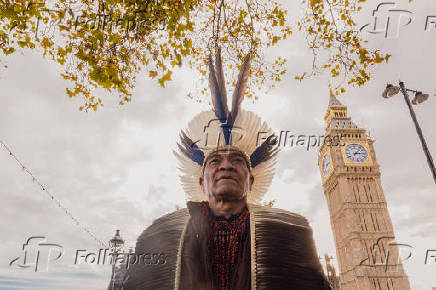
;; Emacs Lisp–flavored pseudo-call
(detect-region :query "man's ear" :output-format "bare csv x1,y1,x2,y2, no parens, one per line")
199,176,204,192
249,174,254,189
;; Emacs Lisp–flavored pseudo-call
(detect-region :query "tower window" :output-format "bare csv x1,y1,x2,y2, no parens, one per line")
379,242,387,264
362,210,368,231
374,213,381,231
372,279,377,290
363,184,371,202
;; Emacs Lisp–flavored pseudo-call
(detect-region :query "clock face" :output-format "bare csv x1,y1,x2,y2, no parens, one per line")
345,144,368,162
322,154,331,175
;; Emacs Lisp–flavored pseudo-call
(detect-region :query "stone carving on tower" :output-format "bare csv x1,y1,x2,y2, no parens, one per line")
317,93,411,290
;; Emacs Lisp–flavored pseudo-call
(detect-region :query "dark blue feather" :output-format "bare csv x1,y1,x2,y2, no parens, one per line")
178,130,204,166
208,55,231,144
250,134,279,168
208,56,229,122
229,54,251,130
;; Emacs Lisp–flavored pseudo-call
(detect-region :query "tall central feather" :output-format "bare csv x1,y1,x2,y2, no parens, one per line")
208,50,230,143
214,48,227,105
208,50,251,145
229,54,251,139
208,56,228,120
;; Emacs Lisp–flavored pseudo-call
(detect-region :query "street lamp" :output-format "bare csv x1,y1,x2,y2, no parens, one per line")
109,229,124,290
382,84,400,98
381,81,436,185
412,91,429,105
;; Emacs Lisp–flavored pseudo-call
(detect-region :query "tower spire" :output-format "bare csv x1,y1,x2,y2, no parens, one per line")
324,90,350,126
328,89,345,108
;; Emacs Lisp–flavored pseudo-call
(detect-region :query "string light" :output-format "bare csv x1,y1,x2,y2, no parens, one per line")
0,140,107,248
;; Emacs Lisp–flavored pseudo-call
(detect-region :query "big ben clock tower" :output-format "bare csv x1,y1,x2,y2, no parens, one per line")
318,93,410,290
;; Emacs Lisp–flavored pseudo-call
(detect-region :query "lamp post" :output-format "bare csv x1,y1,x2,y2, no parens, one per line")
382,81,436,185
109,229,124,290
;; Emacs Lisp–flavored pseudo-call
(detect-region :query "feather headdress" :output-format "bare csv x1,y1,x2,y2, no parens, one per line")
174,48,278,204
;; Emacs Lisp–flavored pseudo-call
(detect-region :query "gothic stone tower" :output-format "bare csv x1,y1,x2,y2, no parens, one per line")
318,94,410,290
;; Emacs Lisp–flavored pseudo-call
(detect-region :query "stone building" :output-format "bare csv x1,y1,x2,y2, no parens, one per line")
318,94,410,289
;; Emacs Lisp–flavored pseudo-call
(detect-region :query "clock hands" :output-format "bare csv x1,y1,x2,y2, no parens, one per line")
346,144,367,162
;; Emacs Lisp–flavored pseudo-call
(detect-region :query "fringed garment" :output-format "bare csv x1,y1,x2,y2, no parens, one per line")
124,202,332,290
199,202,250,290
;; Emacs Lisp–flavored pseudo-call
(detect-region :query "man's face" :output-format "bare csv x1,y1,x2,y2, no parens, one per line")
199,149,254,201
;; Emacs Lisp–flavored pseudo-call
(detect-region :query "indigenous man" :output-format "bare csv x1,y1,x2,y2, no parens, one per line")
124,49,332,290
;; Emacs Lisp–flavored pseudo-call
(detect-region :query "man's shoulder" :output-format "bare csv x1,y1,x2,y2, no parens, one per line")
152,208,190,225
249,204,310,228
137,208,189,239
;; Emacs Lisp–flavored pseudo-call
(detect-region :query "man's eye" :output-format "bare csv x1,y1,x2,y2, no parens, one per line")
209,158,220,164
232,158,244,163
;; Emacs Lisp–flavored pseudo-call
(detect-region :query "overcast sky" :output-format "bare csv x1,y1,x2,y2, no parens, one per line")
1,1,435,289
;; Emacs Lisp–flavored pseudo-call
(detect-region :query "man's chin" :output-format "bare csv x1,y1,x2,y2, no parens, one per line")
211,190,245,202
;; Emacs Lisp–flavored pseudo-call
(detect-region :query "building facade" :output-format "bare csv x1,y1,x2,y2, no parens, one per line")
318,94,410,290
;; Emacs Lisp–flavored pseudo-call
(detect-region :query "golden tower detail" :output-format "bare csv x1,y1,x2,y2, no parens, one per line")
318,94,410,290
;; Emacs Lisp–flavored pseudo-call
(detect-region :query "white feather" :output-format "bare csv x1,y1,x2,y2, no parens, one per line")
174,109,278,204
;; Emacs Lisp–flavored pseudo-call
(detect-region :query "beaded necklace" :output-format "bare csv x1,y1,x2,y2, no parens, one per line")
200,202,250,290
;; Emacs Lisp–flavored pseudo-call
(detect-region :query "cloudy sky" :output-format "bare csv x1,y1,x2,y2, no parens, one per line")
1,0,435,289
